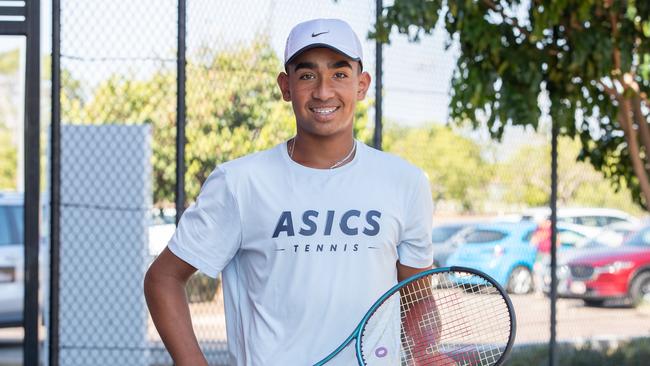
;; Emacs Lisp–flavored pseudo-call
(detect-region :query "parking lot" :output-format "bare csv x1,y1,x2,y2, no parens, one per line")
164,291,650,346
0,291,649,365
511,293,650,344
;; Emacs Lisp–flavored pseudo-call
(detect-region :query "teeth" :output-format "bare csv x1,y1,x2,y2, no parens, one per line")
312,107,337,114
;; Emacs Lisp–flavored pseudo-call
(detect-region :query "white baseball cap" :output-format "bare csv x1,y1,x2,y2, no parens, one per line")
284,18,363,69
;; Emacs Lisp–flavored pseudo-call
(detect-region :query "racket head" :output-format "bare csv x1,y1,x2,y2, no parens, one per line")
356,266,516,366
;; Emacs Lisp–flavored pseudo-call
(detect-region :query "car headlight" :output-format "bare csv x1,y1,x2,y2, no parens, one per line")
594,261,634,275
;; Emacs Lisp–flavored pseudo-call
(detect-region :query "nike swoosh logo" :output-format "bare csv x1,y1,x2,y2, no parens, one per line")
311,31,329,37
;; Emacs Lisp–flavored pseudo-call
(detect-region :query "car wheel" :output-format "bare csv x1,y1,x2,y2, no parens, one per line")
507,266,534,295
583,299,605,307
629,272,650,307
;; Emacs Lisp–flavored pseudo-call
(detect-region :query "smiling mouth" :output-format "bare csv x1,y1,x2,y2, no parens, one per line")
310,106,339,115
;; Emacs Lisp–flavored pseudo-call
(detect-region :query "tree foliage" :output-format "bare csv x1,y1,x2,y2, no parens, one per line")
0,49,19,191
498,136,642,214
0,123,17,190
61,40,371,206
374,0,650,211
384,124,492,212
0,48,19,74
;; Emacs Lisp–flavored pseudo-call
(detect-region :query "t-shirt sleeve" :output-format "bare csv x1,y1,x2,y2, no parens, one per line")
397,170,434,269
167,167,242,278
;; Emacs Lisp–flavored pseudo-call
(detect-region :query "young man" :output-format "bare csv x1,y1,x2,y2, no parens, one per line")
144,18,434,365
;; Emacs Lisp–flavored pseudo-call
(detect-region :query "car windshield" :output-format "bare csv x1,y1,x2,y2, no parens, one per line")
582,229,626,248
431,226,466,243
463,229,507,244
0,204,22,246
624,227,650,247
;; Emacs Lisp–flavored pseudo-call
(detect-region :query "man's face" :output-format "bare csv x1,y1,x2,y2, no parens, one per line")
277,47,371,138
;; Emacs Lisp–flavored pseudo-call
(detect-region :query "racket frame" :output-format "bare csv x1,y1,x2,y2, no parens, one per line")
313,266,517,366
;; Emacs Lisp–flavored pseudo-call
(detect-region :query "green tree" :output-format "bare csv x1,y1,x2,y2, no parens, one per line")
0,49,18,74
0,49,19,191
0,123,17,190
62,39,371,205
374,0,650,211
499,136,642,214
385,124,492,212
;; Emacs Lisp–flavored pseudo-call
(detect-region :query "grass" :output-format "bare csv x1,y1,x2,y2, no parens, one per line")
506,338,650,366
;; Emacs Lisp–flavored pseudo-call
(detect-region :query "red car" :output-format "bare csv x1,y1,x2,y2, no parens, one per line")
559,225,650,307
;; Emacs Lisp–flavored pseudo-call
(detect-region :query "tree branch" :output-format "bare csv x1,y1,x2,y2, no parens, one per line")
610,9,622,74
632,95,650,175
618,98,650,206
618,97,633,138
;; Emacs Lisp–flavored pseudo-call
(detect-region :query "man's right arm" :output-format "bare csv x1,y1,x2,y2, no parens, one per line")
144,247,209,366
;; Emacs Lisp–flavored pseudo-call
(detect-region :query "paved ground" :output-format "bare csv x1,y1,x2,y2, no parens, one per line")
1,293,649,365
511,292,650,344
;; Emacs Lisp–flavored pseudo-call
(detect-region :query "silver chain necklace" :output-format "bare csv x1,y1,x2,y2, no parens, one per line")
288,137,357,169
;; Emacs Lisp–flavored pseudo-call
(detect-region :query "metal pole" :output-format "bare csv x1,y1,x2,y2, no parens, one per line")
49,0,62,364
373,0,383,150
175,0,187,224
23,0,41,365
549,117,559,366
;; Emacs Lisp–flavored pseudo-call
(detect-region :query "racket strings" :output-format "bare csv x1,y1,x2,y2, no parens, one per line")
360,271,512,365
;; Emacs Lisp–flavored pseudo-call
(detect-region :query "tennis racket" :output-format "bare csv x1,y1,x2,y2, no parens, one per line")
314,266,516,366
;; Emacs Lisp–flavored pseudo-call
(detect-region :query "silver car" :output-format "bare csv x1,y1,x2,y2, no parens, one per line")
0,192,24,327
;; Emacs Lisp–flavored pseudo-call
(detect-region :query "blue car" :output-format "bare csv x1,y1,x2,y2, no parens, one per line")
444,222,538,294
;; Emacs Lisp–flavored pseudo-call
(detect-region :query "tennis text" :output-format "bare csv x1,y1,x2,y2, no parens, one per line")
291,243,360,252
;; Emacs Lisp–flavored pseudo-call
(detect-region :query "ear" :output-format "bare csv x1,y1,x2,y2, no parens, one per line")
356,71,371,101
277,72,291,101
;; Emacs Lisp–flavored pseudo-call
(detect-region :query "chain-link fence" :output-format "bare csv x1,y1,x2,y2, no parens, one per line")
52,1,377,365
13,0,644,365
54,0,179,364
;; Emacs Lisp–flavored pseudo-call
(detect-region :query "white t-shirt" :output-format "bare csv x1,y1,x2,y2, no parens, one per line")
168,140,433,365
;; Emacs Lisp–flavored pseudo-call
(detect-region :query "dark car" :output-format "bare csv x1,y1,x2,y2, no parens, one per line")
557,224,650,307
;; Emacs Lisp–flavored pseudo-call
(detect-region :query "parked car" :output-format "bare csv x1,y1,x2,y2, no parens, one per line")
531,222,601,289
520,207,639,227
541,222,640,295
431,222,476,268
553,224,650,307
572,221,638,249
530,221,601,254
147,209,220,303
0,192,25,327
444,221,538,294
148,209,177,259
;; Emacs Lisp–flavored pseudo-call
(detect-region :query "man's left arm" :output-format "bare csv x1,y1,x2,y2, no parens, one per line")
397,262,432,282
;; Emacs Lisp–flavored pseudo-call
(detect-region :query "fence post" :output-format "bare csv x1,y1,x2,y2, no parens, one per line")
176,0,187,223
373,0,383,150
549,118,559,366
49,0,62,364
23,0,41,365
